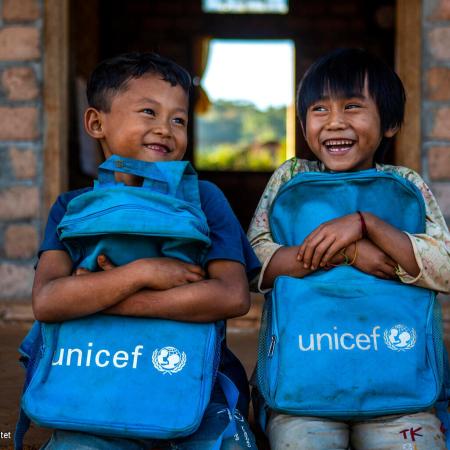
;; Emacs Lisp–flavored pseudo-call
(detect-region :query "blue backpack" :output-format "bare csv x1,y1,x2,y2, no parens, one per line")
256,168,450,444
15,156,238,450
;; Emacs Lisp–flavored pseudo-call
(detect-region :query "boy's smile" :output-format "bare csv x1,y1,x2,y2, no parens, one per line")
85,73,188,184
304,83,396,172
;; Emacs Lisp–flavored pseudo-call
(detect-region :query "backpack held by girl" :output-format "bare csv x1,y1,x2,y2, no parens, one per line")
15,156,238,450
256,169,450,446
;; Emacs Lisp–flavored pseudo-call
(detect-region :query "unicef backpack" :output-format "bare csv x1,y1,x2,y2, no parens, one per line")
15,156,238,450
256,169,450,445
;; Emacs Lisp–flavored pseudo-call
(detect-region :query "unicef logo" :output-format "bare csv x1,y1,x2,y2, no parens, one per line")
383,324,417,351
152,346,186,374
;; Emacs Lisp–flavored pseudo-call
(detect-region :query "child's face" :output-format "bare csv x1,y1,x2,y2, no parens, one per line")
88,73,188,168
303,82,396,172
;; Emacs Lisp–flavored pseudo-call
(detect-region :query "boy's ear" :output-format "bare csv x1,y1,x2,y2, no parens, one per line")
84,107,105,139
384,126,399,138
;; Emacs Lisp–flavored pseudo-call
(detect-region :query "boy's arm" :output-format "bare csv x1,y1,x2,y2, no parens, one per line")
103,258,250,322
32,250,205,322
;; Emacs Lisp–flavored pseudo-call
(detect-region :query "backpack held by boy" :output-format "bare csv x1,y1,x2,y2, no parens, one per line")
256,169,450,447
15,156,238,450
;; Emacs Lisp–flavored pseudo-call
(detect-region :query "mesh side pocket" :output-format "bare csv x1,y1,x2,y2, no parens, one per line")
256,295,273,398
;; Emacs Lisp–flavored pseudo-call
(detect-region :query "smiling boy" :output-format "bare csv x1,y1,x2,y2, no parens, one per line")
33,52,260,449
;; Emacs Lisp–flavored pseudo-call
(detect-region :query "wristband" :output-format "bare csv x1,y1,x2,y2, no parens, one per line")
357,211,368,238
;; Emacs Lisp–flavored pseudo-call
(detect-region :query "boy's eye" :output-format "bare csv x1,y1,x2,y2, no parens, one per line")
142,108,155,116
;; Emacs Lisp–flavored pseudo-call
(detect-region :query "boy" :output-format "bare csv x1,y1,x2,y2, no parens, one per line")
34,52,259,449
248,48,450,449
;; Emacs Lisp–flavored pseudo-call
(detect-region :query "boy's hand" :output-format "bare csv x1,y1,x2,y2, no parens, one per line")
75,254,205,291
352,239,397,279
297,213,362,269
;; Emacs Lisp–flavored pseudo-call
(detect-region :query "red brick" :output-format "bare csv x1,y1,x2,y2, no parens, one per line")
2,67,38,100
426,67,450,101
4,224,38,258
0,186,39,220
431,107,450,140
0,107,38,140
9,147,36,179
429,0,450,20
3,0,40,21
428,147,450,180
0,263,34,299
0,27,39,61
428,27,450,60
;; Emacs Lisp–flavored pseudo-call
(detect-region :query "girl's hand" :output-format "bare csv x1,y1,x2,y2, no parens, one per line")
297,213,363,269
352,239,398,279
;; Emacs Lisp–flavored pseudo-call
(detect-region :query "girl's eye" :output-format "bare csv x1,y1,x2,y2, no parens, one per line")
142,108,155,115
173,117,186,126
345,103,361,110
311,105,327,112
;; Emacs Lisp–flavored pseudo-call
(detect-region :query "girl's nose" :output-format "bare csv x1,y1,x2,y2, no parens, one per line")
325,110,346,130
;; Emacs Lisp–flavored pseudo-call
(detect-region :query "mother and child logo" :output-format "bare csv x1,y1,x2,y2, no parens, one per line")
298,324,417,352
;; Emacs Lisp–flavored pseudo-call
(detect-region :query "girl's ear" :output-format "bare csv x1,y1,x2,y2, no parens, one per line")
84,107,105,139
384,126,399,138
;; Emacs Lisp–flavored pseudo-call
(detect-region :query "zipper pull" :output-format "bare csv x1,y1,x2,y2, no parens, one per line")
268,335,277,358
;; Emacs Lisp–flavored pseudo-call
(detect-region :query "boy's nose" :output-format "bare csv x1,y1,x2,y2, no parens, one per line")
152,120,171,136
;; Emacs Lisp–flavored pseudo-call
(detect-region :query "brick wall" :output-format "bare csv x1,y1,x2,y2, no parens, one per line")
0,0,42,306
424,0,450,223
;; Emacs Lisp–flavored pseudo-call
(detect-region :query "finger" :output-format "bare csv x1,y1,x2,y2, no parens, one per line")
75,267,90,276
97,254,115,271
184,264,205,277
302,235,326,269
185,271,204,283
310,237,336,270
297,227,323,261
318,239,345,267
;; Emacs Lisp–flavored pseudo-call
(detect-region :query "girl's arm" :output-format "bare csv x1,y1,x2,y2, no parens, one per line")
248,159,397,289
298,168,450,293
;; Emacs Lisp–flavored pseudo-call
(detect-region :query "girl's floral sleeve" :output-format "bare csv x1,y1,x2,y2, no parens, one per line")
247,161,294,290
387,166,450,293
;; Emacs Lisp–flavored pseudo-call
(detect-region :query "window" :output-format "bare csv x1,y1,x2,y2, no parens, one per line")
195,39,295,171
202,0,288,14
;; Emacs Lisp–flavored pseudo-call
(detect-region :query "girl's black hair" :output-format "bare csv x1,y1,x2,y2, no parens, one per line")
86,52,192,112
297,48,406,162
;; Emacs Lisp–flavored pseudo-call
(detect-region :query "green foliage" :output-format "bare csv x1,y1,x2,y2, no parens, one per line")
195,100,287,171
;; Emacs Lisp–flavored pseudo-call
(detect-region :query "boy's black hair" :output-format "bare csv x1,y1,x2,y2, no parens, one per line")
86,52,192,112
297,48,406,162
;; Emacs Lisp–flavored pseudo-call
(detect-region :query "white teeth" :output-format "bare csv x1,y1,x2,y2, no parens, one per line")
324,140,354,146
146,144,169,153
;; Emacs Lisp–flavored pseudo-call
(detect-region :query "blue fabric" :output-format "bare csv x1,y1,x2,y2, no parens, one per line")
26,158,258,436
257,170,449,431
37,169,259,414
